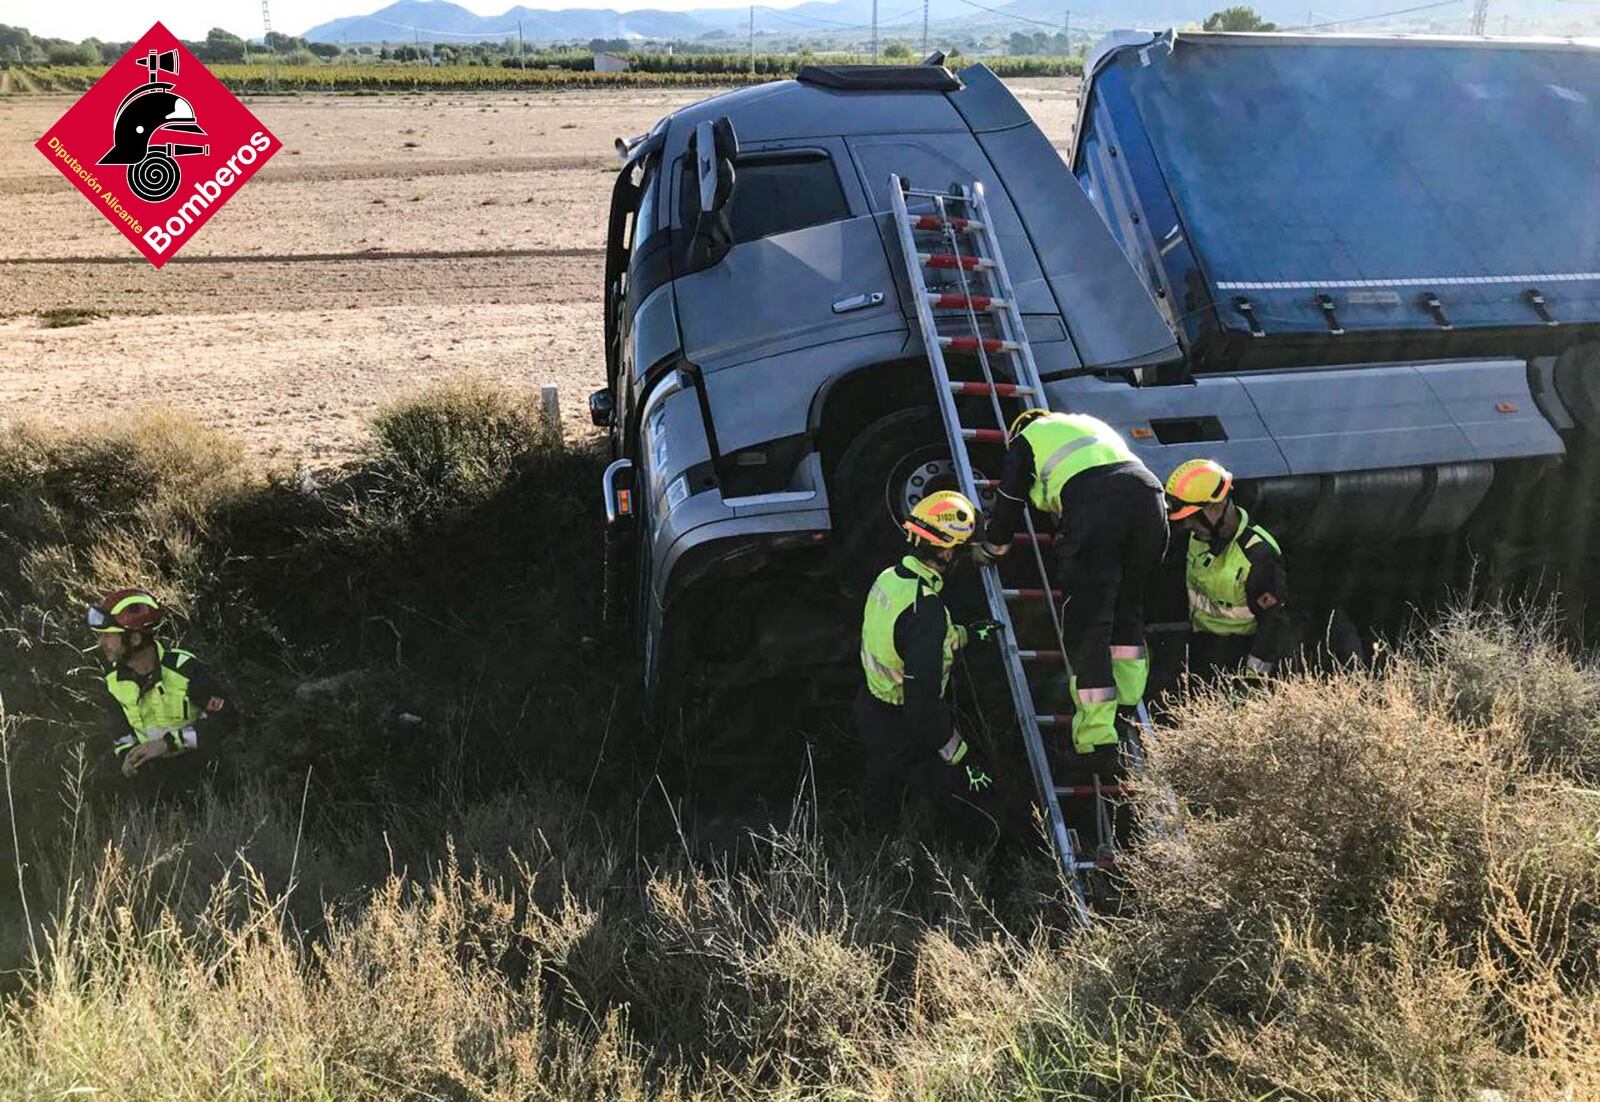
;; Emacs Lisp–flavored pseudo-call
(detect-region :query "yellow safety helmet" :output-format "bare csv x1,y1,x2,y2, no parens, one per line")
1007,407,1051,440
904,489,978,549
1164,458,1233,520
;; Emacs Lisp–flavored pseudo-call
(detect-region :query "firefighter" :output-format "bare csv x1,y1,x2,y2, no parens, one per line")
1165,458,1295,677
87,588,231,779
978,409,1167,765
856,490,1002,832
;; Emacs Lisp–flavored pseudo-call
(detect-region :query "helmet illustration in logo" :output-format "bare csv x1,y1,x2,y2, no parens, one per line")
97,49,209,203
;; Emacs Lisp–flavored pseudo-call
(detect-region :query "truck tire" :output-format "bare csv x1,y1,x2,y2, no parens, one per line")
832,407,948,596
831,406,1001,598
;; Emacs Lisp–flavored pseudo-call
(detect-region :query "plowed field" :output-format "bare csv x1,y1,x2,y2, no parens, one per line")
0,79,1079,464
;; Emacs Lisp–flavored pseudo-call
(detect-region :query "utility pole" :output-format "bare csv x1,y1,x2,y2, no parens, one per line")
518,20,525,68
871,0,879,63
1470,0,1489,35
262,0,278,91
922,0,929,55
748,5,755,75
1063,9,1070,50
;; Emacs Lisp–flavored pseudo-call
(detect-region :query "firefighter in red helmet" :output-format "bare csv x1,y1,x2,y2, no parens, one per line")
87,588,232,778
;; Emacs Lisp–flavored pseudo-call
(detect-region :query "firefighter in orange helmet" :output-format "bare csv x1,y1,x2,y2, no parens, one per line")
1165,459,1296,677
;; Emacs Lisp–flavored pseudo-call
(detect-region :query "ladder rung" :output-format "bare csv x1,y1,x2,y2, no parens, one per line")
903,187,976,203
1002,587,1062,601
959,428,1008,444
928,292,1006,311
1071,853,1121,871
1013,533,1057,546
948,381,1031,397
919,253,996,271
1036,714,1072,726
1056,784,1134,798
941,336,1021,355
973,478,998,490
1018,650,1066,663
940,336,1021,355
910,214,984,232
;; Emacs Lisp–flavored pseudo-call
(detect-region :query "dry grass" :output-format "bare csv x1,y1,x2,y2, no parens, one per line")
0,392,1597,1098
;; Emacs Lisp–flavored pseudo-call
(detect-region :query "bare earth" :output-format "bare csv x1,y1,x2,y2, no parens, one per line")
0,78,1080,465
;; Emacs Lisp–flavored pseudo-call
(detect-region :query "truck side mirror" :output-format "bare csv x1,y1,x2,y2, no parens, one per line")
689,117,738,268
589,388,616,427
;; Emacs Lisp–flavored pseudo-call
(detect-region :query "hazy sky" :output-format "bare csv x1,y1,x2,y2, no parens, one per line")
11,0,766,43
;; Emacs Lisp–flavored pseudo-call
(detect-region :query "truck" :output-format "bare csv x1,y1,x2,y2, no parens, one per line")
593,37,1600,726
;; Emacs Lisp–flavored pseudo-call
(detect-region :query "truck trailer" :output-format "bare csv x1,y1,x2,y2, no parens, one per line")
594,37,1600,725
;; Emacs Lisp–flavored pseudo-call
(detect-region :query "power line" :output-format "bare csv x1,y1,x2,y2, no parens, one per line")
949,0,1066,29
755,3,925,34
341,15,530,39
1281,0,1464,30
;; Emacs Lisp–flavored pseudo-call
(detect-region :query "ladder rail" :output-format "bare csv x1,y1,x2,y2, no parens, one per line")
963,182,1162,749
950,186,1078,686
889,176,1092,927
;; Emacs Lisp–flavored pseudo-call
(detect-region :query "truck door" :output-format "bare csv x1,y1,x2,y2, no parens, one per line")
671,141,905,384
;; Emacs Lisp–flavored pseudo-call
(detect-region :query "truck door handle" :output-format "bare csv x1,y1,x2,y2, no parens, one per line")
832,291,884,314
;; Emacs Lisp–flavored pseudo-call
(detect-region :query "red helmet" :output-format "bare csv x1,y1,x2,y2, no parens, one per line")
87,588,164,634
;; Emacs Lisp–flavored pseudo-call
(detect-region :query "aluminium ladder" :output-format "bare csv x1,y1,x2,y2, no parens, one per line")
887,174,1149,923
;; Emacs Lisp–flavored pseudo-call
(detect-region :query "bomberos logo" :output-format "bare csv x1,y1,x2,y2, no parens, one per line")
34,22,280,268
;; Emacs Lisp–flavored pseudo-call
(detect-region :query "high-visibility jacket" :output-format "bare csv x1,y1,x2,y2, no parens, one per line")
1019,413,1138,514
861,555,962,706
1186,508,1283,636
105,644,205,755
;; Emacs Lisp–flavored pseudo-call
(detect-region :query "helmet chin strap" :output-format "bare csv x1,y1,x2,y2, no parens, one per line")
1193,499,1232,544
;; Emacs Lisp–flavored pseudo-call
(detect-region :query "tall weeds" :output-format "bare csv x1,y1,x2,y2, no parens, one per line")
0,385,1597,1098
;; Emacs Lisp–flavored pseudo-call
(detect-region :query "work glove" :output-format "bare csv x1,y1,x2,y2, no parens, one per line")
970,541,1009,566
966,619,1004,645
1245,655,1275,677
963,762,994,794
937,731,969,765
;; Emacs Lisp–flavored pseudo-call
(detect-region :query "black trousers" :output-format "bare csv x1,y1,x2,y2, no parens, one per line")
1054,473,1169,694
852,689,996,847
1188,632,1255,680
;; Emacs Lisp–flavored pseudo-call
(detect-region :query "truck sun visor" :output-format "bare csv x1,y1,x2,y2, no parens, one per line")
796,65,962,92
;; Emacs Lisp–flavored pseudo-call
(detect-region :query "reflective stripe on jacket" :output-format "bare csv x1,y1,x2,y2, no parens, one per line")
1186,508,1282,637
1020,413,1138,514
860,555,960,706
105,644,201,752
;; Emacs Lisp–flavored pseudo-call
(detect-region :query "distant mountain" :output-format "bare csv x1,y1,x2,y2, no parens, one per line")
302,0,1532,46
301,0,1193,44
304,0,709,44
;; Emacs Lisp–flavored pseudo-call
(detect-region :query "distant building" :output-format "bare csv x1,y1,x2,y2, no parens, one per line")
594,52,630,73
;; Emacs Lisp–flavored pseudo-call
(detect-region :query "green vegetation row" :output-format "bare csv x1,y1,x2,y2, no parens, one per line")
8,54,1081,94
9,63,767,93
0,379,1595,1098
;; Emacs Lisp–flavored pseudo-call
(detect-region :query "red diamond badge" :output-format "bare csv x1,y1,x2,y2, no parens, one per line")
34,22,280,268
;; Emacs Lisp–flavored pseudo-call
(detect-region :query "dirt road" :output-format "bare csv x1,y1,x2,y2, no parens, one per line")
0,79,1079,464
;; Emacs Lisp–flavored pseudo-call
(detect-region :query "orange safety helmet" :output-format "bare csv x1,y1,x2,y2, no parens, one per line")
904,490,978,549
1164,458,1233,521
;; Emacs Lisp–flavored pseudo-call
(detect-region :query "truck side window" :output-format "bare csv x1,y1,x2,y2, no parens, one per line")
678,152,849,247
630,158,660,259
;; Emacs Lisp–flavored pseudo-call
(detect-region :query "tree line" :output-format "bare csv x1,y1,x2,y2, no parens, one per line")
0,24,339,67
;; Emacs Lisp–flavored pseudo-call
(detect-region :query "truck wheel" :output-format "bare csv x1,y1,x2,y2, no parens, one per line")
831,406,994,597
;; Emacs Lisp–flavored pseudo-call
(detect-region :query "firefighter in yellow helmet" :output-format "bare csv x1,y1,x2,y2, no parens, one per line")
979,409,1167,765
1165,458,1295,677
857,490,1001,832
